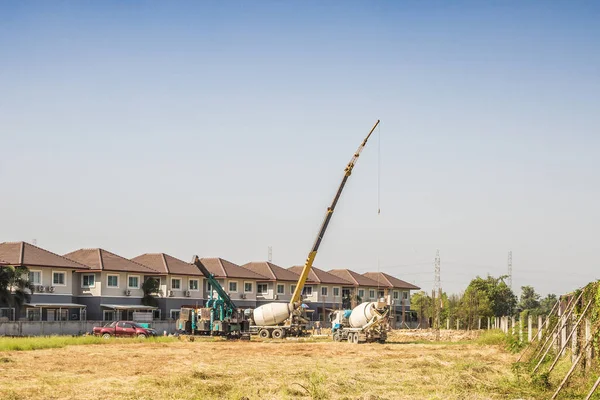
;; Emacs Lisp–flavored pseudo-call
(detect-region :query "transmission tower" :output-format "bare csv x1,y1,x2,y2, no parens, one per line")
507,251,513,290
434,249,441,340
268,246,273,263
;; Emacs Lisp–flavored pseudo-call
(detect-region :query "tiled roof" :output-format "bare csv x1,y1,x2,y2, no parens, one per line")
64,249,162,274
132,253,203,276
201,258,268,279
362,272,420,290
241,261,302,282
0,242,88,269
328,269,382,287
288,266,351,285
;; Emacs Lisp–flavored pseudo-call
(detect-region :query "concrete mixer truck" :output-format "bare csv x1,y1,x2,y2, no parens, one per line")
329,300,389,344
249,120,380,339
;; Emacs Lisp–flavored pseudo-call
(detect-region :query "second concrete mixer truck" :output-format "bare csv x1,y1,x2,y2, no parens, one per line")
249,120,380,339
329,300,389,344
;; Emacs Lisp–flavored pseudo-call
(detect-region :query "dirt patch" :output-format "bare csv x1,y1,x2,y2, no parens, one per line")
388,329,482,342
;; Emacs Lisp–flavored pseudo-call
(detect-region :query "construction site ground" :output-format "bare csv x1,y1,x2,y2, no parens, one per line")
0,329,563,400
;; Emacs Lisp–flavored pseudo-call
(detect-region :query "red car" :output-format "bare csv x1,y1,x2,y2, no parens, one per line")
93,321,157,339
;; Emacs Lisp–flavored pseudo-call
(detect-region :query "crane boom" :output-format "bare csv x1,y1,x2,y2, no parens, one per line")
191,255,237,309
290,120,380,304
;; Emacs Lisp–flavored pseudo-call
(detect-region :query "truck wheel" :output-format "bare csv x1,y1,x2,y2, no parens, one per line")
272,328,284,339
353,333,360,344
347,333,353,343
258,329,270,339
102,333,111,339
332,332,340,342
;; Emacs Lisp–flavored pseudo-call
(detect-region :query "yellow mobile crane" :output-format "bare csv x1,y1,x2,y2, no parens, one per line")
250,120,380,339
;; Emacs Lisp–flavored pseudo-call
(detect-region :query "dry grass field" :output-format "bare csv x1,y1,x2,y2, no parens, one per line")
0,334,550,400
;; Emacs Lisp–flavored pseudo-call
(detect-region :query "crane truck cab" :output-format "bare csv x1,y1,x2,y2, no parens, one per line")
330,300,389,344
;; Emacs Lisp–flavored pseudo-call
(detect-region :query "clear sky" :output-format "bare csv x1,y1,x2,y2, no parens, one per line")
1,1,599,297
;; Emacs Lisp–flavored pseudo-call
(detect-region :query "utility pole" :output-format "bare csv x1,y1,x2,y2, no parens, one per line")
434,249,441,340
507,251,513,290
268,246,272,263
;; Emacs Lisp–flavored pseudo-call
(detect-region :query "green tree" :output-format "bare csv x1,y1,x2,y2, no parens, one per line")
141,277,160,307
539,293,558,314
0,265,34,319
519,285,541,311
411,291,432,327
464,275,517,318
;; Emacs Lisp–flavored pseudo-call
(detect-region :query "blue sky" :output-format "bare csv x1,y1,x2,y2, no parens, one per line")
1,2,599,297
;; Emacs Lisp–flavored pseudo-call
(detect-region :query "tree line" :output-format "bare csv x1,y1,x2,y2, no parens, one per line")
411,275,557,329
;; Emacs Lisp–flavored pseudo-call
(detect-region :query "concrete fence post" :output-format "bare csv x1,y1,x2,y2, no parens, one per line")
446,319,450,330
519,317,523,343
511,316,515,335
572,312,579,364
456,319,459,330
538,315,543,341
560,305,567,357
478,317,481,330
585,318,592,370
556,301,563,352
528,315,533,342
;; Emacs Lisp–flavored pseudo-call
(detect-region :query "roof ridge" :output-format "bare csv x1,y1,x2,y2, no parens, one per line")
217,258,227,277
98,249,105,270
265,261,277,280
347,270,359,285
161,253,169,273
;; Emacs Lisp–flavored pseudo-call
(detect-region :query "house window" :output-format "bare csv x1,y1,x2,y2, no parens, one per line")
103,311,115,321
82,274,95,288
229,281,238,292
333,287,340,297
321,287,328,296
29,271,41,285
128,275,140,289
189,279,199,291
393,291,399,299
244,282,253,293
403,291,409,300
276,284,285,295
358,289,365,298
257,283,268,295
290,284,296,295
302,286,313,296
171,278,181,290
27,309,41,321
378,290,385,298
107,275,119,288
369,290,375,299
170,310,181,320
53,272,66,286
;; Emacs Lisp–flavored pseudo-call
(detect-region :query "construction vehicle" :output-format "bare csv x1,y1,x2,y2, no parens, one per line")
329,300,389,344
176,256,250,339
249,120,381,339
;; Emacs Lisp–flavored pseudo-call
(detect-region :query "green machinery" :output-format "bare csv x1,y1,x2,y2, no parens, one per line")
176,256,250,339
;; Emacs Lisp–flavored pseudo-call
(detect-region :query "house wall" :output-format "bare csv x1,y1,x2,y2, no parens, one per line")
165,275,203,299
207,278,258,302
27,266,75,296
76,296,143,321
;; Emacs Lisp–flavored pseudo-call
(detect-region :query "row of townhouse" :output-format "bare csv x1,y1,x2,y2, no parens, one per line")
0,241,420,327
